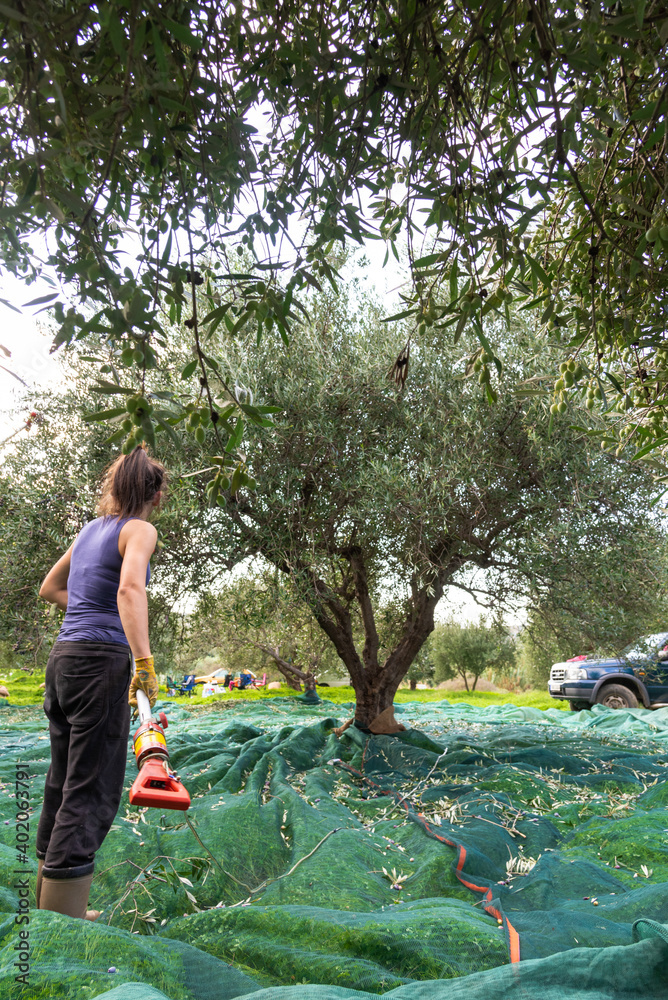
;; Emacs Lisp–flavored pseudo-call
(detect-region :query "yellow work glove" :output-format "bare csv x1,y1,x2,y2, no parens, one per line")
128,655,159,708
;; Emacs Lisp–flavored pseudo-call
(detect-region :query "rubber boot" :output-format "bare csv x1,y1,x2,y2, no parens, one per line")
39,873,102,921
35,858,44,909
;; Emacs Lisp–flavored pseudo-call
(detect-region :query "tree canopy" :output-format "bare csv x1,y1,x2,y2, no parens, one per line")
2,1,668,466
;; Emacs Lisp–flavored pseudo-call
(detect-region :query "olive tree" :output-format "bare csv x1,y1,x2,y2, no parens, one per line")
4,289,666,713
517,524,668,686
433,620,516,692
187,576,344,692
193,292,663,727
403,643,436,692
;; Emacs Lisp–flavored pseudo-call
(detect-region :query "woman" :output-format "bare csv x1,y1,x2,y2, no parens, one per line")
36,446,165,919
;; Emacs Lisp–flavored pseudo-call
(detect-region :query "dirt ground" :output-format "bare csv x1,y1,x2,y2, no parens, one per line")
426,677,506,692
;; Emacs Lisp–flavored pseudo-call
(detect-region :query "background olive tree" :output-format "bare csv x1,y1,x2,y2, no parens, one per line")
186,575,346,692
516,526,668,687
433,620,516,692
403,642,436,691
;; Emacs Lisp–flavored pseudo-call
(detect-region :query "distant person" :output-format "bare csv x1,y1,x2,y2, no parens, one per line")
36,446,165,919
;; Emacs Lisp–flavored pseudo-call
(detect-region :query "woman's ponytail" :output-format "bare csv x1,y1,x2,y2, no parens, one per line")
97,446,166,519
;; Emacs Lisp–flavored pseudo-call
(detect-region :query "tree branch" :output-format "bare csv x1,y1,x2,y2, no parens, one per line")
248,640,311,683
344,544,379,670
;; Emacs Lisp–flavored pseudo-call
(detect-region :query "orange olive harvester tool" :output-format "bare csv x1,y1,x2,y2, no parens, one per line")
129,689,191,810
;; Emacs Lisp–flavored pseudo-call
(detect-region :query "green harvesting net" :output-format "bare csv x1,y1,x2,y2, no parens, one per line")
1,697,668,999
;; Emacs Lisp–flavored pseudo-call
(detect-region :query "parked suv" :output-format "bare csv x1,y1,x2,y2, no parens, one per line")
548,632,668,711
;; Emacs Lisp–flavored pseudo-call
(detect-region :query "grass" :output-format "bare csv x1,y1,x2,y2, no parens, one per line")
0,668,47,706
169,684,566,712
398,687,567,711
0,670,565,712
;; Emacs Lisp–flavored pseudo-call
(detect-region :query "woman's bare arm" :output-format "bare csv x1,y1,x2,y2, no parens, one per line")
39,546,73,611
117,520,158,659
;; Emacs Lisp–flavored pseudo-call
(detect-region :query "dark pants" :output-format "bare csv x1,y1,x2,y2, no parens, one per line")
36,640,133,878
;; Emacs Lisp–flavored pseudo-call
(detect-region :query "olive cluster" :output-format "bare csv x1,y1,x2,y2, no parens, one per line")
645,223,668,248
183,404,211,446
551,359,584,415
584,382,603,411
121,394,154,453
120,344,147,366
205,461,256,508
473,351,495,386
460,283,512,316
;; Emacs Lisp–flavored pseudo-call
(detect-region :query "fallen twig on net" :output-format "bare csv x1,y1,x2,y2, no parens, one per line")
228,827,343,905
186,811,342,907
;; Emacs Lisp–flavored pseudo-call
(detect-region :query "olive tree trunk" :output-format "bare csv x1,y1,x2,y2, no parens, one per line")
305,546,448,728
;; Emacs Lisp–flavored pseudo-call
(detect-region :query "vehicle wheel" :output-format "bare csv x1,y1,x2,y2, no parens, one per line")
569,700,590,712
596,684,638,710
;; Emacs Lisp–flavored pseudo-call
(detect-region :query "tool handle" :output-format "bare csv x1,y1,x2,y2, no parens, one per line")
136,688,152,724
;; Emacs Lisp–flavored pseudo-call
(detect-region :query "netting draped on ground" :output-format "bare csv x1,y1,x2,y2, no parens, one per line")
1,697,667,999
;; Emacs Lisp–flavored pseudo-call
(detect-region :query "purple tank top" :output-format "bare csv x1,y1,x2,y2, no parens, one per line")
57,517,150,645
